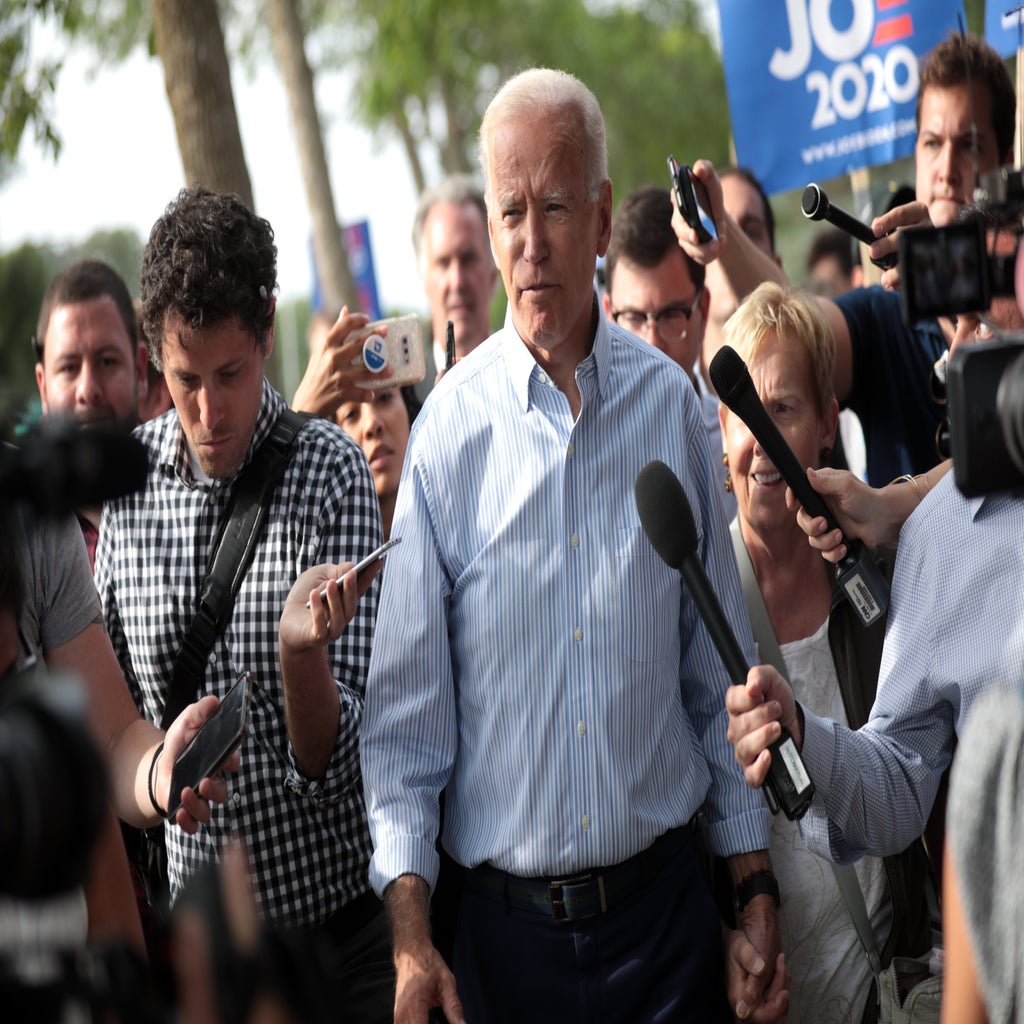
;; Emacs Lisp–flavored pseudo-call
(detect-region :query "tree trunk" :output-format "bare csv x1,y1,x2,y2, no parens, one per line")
150,0,254,210
264,0,356,313
395,105,426,197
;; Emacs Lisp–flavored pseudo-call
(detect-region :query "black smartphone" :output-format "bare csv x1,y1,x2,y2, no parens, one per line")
167,672,251,818
668,155,718,244
445,319,455,371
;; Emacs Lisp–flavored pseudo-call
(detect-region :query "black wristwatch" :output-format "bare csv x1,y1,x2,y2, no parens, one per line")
734,869,780,914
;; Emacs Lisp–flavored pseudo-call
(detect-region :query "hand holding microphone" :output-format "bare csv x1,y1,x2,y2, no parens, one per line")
634,459,814,820
710,344,889,627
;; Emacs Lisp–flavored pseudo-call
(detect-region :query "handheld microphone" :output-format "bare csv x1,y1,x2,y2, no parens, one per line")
634,459,814,821
710,345,888,627
801,183,897,271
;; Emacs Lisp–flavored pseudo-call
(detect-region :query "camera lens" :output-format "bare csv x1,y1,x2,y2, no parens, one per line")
997,351,1024,475
0,673,108,898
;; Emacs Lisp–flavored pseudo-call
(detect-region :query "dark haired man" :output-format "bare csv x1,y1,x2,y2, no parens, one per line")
95,186,394,1019
34,259,149,560
601,186,735,515
676,32,1015,487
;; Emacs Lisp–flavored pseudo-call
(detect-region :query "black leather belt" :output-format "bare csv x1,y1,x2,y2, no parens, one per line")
467,825,688,923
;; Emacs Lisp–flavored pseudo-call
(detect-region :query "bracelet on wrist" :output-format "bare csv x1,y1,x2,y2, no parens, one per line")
734,869,780,913
148,741,167,819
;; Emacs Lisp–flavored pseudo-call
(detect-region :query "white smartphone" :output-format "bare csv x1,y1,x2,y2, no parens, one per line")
305,536,402,608
355,314,426,390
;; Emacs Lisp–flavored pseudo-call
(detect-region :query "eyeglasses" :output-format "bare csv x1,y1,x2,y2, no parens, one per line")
610,286,703,346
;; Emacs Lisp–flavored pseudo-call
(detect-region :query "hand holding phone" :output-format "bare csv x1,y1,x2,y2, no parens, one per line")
354,314,426,390
669,155,718,245
168,672,251,819
305,536,402,608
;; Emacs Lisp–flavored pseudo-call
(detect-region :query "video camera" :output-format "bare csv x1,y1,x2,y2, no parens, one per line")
898,167,1024,496
0,415,148,517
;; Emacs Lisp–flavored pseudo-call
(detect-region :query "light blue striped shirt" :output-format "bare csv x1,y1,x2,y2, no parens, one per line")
798,472,1024,862
361,309,770,895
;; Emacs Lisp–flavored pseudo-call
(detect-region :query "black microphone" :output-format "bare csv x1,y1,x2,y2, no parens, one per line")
801,182,897,270
634,459,814,821
710,345,888,627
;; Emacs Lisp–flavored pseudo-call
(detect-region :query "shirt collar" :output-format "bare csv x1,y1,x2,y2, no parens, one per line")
501,293,610,412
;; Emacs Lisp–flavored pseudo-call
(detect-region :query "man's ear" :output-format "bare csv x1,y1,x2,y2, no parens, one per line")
34,362,49,414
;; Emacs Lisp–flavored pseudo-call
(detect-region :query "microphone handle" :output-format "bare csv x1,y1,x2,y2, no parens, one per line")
680,557,814,820
822,202,876,248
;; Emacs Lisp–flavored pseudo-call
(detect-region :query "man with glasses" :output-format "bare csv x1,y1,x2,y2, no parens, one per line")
601,185,735,516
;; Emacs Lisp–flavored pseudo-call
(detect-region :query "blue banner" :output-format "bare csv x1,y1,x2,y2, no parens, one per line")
985,0,1024,58
309,219,382,320
719,0,965,195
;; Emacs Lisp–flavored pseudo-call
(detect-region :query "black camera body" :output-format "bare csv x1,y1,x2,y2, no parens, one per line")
899,165,1023,326
947,335,1024,496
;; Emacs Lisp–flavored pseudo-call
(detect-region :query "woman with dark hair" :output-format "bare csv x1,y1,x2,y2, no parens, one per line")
336,386,419,540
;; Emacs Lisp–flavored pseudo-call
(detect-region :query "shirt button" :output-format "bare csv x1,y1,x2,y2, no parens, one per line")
581,814,590,830
577,720,586,737
208,653,217,665
574,627,583,642
567,442,575,457
231,792,241,807
571,533,579,549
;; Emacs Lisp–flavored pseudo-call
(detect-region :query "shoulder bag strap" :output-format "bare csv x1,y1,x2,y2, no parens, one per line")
161,409,309,728
728,518,882,978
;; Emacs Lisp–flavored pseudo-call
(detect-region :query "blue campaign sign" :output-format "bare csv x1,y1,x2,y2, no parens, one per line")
309,219,382,320
719,0,965,195
985,1,1024,58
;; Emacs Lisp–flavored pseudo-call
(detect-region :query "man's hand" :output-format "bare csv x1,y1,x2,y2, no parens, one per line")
159,695,241,833
869,199,931,291
785,467,880,562
279,560,380,656
291,307,393,419
726,666,801,788
387,875,466,1024
785,464,939,562
723,920,789,1022
671,159,728,265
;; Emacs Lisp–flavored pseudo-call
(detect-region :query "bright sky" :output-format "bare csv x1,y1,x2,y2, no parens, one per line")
0,33,428,317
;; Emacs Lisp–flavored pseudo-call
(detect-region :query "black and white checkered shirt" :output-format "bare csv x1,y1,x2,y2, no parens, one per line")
95,378,383,927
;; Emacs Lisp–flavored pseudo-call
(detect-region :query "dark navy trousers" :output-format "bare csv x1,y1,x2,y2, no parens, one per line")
452,827,731,1023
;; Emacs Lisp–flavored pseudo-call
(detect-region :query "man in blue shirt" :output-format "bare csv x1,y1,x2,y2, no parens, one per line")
361,68,786,1024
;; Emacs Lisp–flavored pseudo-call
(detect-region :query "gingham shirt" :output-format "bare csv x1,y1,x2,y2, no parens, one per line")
95,378,383,926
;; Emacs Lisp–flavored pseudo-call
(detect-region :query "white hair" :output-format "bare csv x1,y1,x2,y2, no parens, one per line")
477,68,608,205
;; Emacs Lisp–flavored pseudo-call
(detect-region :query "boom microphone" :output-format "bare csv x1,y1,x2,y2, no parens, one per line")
709,344,888,627
634,459,814,821
801,182,897,270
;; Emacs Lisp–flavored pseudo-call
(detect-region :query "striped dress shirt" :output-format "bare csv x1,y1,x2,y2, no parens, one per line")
361,310,770,895
799,472,1024,862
